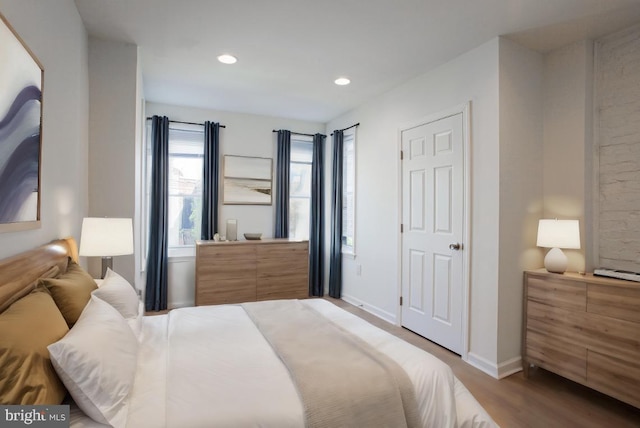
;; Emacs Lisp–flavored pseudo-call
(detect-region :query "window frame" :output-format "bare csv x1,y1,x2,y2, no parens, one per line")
289,135,314,241
341,128,356,257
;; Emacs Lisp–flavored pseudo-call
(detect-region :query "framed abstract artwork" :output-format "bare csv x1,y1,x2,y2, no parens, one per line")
223,155,272,205
0,12,43,232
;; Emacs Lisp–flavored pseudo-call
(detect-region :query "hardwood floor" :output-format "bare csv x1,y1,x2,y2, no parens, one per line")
326,297,640,428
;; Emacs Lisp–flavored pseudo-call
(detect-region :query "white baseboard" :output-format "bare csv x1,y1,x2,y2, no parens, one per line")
465,352,499,378
465,352,523,379
340,294,397,324
497,356,523,379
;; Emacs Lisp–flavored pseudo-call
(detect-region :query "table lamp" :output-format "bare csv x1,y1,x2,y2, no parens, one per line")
79,217,134,278
536,219,580,274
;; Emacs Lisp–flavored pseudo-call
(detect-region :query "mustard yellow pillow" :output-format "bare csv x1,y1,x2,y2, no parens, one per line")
0,288,69,404
41,261,97,327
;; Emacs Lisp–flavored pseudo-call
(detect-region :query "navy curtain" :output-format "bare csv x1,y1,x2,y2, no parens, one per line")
145,115,170,311
201,121,220,240
309,133,325,296
275,130,291,238
328,130,344,298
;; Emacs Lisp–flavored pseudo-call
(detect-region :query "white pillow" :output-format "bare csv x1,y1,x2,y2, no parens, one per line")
93,268,139,319
48,295,139,428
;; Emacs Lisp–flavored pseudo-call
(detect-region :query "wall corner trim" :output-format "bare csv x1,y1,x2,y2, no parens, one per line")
465,352,522,379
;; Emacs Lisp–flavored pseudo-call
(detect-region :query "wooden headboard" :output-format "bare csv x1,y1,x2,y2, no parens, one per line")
0,237,78,313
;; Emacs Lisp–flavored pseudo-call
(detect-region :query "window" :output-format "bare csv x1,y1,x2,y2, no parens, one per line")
167,127,204,248
145,123,204,256
342,129,356,255
289,137,313,240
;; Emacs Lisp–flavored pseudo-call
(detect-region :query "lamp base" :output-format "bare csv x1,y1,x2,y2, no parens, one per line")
101,256,113,279
544,247,568,273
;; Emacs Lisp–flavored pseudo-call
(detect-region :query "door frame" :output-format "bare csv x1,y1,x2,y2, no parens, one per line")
396,101,472,360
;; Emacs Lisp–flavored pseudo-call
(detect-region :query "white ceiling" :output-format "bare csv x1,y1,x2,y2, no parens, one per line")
74,0,640,123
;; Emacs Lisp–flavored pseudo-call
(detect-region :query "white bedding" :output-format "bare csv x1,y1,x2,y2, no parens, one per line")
70,299,496,428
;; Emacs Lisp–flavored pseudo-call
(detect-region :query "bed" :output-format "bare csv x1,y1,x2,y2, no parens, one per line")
0,238,497,428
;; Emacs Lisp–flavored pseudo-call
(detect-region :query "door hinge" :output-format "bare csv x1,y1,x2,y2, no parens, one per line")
400,296,403,306
400,150,404,160
401,223,404,233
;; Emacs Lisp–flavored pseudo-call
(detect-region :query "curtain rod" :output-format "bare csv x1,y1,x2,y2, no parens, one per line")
330,122,359,136
272,130,326,138
145,117,226,128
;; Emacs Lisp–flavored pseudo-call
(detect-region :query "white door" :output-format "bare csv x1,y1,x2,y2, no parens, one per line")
401,113,465,355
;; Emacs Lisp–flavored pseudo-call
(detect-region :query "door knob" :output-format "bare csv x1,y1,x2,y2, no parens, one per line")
449,243,462,251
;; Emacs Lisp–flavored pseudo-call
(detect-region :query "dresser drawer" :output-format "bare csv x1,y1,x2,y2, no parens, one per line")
196,277,256,305
197,244,256,261
197,260,257,279
257,262,309,301
587,283,640,323
526,330,586,383
587,350,640,409
582,312,640,365
527,275,586,310
526,300,587,344
256,241,308,259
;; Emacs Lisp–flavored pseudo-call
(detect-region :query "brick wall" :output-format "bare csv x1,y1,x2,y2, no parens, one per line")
596,24,640,272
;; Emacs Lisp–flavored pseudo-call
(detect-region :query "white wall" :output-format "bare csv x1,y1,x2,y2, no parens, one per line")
326,39,502,370
145,102,324,307
325,31,634,376
542,40,593,273
87,38,139,284
0,0,88,259
497,38,544,367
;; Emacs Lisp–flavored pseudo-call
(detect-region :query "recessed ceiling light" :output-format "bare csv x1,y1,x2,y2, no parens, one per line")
217,54,237,64
334,77,351,86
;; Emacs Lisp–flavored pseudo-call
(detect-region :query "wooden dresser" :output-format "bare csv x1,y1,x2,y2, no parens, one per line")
195,239,309,306
522,269,640,408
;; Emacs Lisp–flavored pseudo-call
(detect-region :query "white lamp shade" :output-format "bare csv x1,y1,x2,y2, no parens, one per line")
79,217,134,257
536,219,580,249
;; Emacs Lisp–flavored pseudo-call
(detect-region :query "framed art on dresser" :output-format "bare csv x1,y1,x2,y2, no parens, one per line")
0,12,44,233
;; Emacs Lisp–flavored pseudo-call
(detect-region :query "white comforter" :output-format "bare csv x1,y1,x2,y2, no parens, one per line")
70,299,496,428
